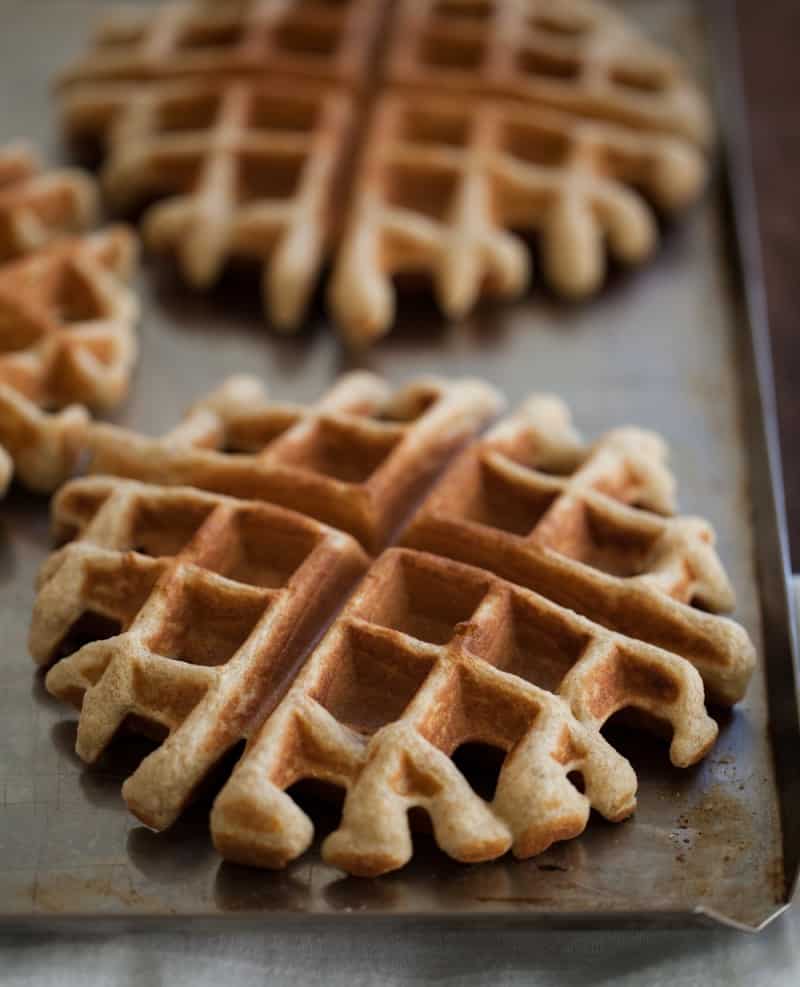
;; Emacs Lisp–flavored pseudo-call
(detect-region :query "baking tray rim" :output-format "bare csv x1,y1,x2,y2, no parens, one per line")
1,0,799,934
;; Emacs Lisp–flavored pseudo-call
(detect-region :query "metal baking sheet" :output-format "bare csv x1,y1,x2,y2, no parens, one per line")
0,0,798,931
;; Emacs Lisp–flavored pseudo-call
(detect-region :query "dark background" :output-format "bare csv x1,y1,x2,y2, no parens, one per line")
739,0,800,563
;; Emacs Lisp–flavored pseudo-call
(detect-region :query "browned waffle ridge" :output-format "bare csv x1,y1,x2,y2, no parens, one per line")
330,91,706,345
211,546,722,876
385,0,711,147
57,0,387,89
33,476,370,830
61,78,353,330
56,0,712,340
83,371,504,552
403,395,756,706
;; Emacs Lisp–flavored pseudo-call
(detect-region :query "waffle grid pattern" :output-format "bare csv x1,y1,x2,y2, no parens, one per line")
57,0,711,340
32,382,757,875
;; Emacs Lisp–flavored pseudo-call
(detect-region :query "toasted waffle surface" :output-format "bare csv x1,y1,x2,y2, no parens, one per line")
386,0,711,146
62,78,352,329
0,227,139,493
58,0,386,88
403,395,756,705
0,142,97,261
32,475,369,829
83,372,503,551
211,545,729,875
33,380,756,874
330,93,706,344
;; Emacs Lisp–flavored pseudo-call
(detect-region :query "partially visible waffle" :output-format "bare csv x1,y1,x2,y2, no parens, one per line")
0,227,139,494
385,0,711,147
0,142,97,261
31,475,369,829
62,78,352,329
0,386,87,494
0,227,138,409
330,92,706,344
212,544,721,875
58,0,386,89
403,395,756,706
83,372,503,552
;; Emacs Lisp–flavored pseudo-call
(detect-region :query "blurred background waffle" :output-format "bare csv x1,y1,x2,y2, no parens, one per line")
0,143,139,497
56,0,712,344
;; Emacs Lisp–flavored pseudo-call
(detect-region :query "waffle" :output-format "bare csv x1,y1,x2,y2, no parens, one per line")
32,475,369,829
83,372,503,552
58,0,386,89
403,395,756,706
0,227,138,409
210,545,721,875
57,0,710,339
0,387,87,495
330,92,706,344
0,227,139,494
33,380,755,873
0,142,97,262
62,78,352,329
385,0,711,147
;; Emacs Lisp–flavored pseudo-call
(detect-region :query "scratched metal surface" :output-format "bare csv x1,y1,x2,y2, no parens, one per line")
0,0,797,931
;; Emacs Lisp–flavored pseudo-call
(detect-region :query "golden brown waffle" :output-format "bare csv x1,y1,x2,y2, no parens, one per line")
83,372,503,552
57,0,710,339
58,0,386,89
0,142,97,262
211,545,721,875
330,92,707,344
0,227,139,494
32,380,756,874
403,395,756,706
385,0,711,146
0,387,87,495
32,475,369,829
62,78,352,329
0,227,138,409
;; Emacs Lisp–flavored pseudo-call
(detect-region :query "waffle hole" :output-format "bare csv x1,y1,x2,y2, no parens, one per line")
420,33,486,69
518,48,581,80
366,554,488,646
481,593,591,693
128,501,215,557
452,741,505,801
373,386,439,423
567,770,586,794
250,96,318,132
280,419,400,484
51,611,122,663
610,65,668,94
177,23,244,50
275,19,338,56
149,578,267,667
462,460,559,536
401,108,470,148
213,511,319,589
503,121,572,168
386,164,459,222
311,626,434,736
51,268,102,323
237,152,304,203
286,779,345,837
434,0,493,19
156,95,221,134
